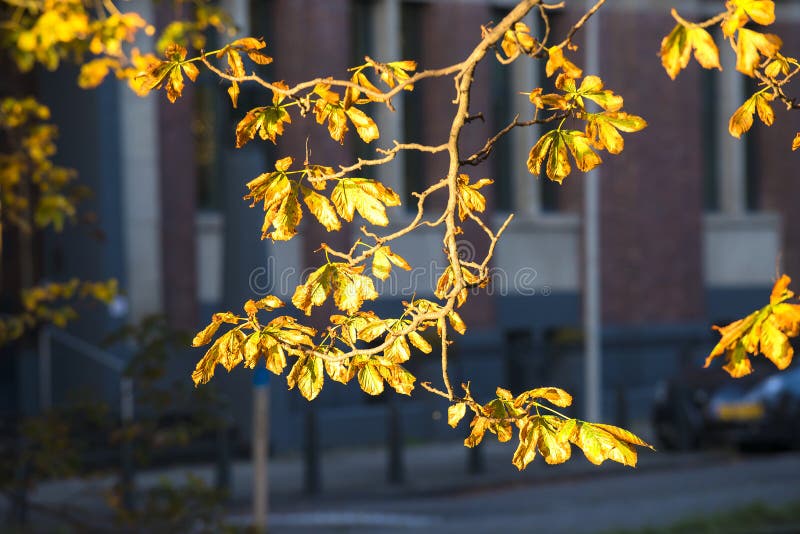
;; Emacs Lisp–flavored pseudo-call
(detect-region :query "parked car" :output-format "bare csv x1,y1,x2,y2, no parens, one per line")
652,361,800,450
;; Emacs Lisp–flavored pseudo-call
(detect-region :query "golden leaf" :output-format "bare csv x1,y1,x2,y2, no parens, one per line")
345,106,380,143
407,330,433,354
325,353,355,385
357,361,384,395
512,416,541,470
192,317,223,347
659,23,690,80
384,335,411,363
332,265,379,314
515,387,573,408
660,16,721,80
707,275,800,376
331,178,401,226
287,355,324,401
448,402,467,428
724,0,775,37
545,46,582,78
292,264,336,315
448,310,467,335
689,27,721,71
228,82,240,109
728,93,773,138
565,75,623,112
585,112,647,154
301,186,341,231
735,29,782,77
235,105,292,147
501,22,536,60
379,363,415,395
536,416,573,465
464,416,489,448
372,246,411,281
456,174,493,221
793,133,800,151
265,340,287,375
571,422,640,467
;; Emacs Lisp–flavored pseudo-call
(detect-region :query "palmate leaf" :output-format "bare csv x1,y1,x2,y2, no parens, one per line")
585,111,648,155
735,28,782,77
313,84,380,143
707,274,800,377
331,177,401,226
287,354,324,401
545,46,582,79
448,402,467,428
500,22,536,60
729,92,774,138
558,75,623,112
455,174,493,221
527,130,602,184
659,19,721,80
291,262,378,315
722,0,776,38
372,246,411,281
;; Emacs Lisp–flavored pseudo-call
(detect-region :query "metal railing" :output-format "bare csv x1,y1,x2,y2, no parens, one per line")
37,326,134,423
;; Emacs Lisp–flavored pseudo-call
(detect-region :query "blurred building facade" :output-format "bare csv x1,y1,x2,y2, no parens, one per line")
4,0,800,453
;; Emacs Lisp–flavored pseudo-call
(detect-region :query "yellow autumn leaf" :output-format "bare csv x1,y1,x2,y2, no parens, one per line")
384,335,410,363
501,22,536,60
379,363,415,395
332,265,379,314
561,75,623,112
287,355,324,401
585,112,648,155
728,92,774,138
292,264,336,315
545,46,582,78
512,416,541,470
372,246,411,281
464,416,489,448
515,386,573,408
659,17,721,80
325,353,355,385
456,174,493,221
265,340,287,375
301,186,341,231
448,402,467,428
571,422,640,467
192,317,223,347
345,106,380,143
735,28,782,77
723,0,775,37
793,132,800,151
407,330,432,354
707,275,800,377
357,361,385,395
331,178,401,226
564,130,603,173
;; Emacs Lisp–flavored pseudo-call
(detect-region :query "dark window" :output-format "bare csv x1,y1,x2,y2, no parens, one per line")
490,7,514,212
701,66,719,212
402,2,425,207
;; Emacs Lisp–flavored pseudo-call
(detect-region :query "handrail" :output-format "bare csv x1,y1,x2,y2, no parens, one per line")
38,327,134,421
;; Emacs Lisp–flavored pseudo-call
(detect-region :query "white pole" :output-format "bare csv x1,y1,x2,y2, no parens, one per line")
583,2,602,423
253,371,270,531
